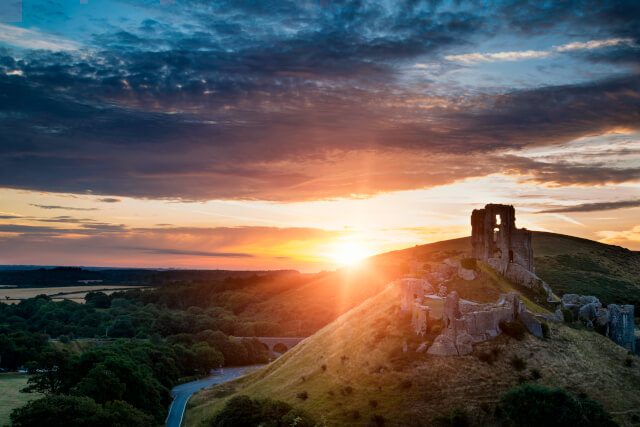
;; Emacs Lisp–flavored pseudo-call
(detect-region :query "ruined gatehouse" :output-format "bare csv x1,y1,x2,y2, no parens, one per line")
471,204,552,299
399,203,637,356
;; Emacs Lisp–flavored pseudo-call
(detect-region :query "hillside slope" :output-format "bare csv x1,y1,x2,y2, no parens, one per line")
186,281,640,426
240,232,639,336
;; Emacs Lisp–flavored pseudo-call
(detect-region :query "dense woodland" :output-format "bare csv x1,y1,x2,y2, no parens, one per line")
0,274,318,424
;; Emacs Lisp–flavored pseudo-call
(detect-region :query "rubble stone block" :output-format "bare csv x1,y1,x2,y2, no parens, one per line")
427,334,458,356
519,311,543,338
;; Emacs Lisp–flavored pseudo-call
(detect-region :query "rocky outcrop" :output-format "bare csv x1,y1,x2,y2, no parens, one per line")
427,291,541,356
458,266,477,281
455,332,474,355
400,278,434,312
427,334,458,356
608,304,635,352
411,304,429,336
561,293,636,352
519,311,543,338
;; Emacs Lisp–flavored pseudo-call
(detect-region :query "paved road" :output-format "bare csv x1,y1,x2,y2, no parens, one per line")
166,365,263,427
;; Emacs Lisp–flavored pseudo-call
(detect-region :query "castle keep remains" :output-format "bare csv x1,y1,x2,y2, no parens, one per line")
400,203,637,356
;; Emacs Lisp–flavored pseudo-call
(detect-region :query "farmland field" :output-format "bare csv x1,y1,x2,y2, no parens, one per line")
0,374,41,426
0,285,148,304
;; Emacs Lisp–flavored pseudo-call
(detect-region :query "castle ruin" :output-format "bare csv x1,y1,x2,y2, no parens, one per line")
399,203,637,356
472,204,552,299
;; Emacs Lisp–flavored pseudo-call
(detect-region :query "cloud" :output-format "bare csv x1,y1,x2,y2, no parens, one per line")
125,247,254,258
0,23,79,51
98,198,121,203
445,50,551,64
537,199,640,213
0,223,345,268
555,38,636,52
30,204,98,211
446,38,636,64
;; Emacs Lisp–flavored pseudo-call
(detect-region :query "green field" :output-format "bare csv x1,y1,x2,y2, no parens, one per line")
0,374,41,426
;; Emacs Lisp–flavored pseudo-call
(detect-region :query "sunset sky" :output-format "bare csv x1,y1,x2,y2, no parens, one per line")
1,0,639,271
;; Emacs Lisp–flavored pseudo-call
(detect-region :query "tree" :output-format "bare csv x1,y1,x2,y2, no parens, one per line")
23,348,71,394
500,384,615,427
10,395,103,427
193,343,224,375
85,291,111,309
108,315,135,338
10,395,154,427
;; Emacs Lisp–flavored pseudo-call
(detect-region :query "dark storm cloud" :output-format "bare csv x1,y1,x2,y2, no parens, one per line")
538,200,640,213
0,0,639,201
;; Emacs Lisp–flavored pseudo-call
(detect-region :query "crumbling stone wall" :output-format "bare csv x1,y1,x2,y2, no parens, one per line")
427,291,543,356
471,204,533,274
560,294,636,353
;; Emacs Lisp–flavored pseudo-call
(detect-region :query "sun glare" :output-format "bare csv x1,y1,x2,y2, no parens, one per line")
332,241,370,265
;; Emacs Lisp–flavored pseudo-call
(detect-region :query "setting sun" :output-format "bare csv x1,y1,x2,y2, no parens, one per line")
331,241,371,265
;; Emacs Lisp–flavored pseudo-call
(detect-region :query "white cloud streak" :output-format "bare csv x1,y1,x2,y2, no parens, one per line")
444,38,636,64
0,23,80,51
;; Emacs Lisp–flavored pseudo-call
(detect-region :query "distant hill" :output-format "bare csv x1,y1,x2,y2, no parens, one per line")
186,281,640,426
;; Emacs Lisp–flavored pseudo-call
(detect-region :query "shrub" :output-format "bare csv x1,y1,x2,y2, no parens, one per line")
371,414,386,426
434,408,468,427
321,364,327,372
400,379,412,389
296,391,308,400
625,357,633,367
510,355,527,371
341,386,353,395
499,320,526,340
540,322,550,338
561,308,573,323
58,334,71,344
351,410,360,420
460,258,476,270
369,399,378,408
477,350,499,365
529,369,542,380
499,384,616,427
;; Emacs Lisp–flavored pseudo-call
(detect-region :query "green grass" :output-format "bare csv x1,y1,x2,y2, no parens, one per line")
185,282,640,426
185,231,640,425
0,374,41,426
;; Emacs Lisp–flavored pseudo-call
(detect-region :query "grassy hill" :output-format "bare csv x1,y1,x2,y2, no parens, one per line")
185,283,640,426
185,232,640,426
239,232,639,337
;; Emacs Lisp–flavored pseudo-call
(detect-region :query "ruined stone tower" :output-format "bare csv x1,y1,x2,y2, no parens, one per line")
471,204,534,274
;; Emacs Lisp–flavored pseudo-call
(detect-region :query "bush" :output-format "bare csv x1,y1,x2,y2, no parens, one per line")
400,379,412,389
369,399,378,408
460,258,476,270
434,408,468,427
529,369,542,380
351,410,360,420
499,320,526,340
561,308,574,323
58,334,71,344
321,364,327,372
211,395,315,427
499,384,616,427
371,414,386,426
625,357,633,367
510,355,527,371
540,322,550,338
296,391,308,400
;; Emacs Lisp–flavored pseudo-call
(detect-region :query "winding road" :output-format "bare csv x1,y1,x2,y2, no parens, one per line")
166,365,263,427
